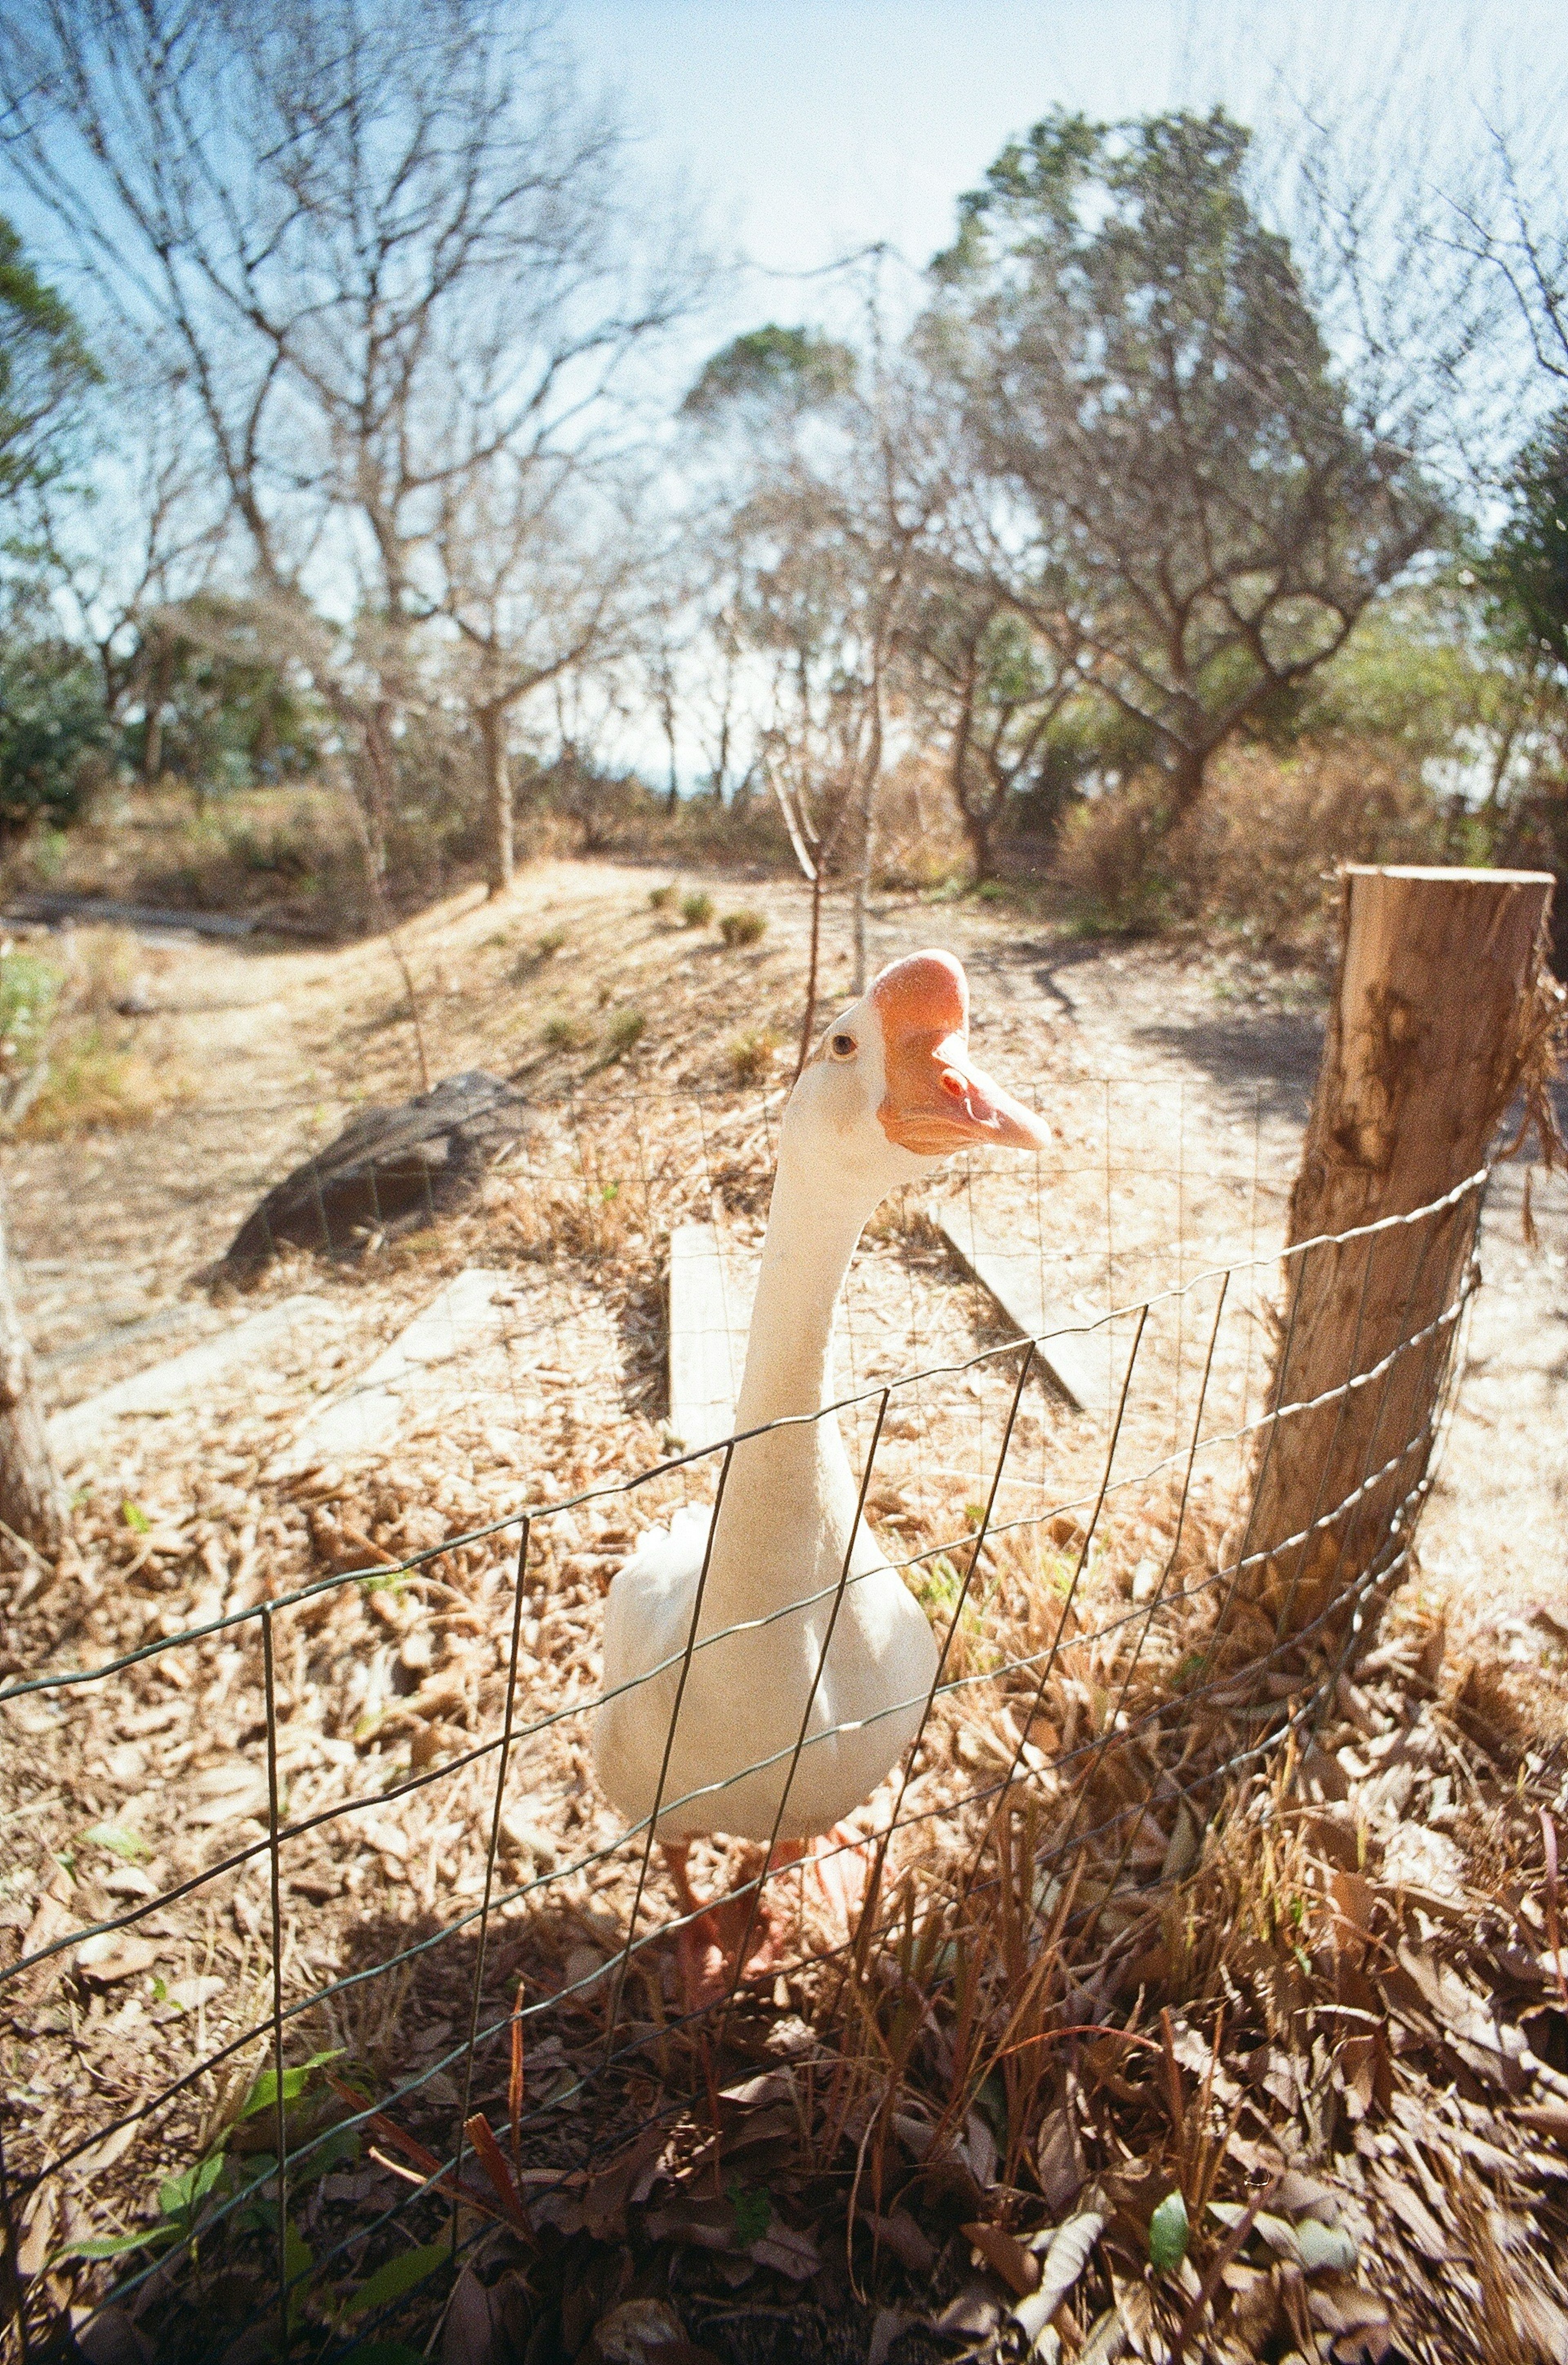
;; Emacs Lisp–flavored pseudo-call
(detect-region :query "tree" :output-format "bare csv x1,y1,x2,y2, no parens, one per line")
1489,410,1568,673
0,214,98,507
431,456,651,890
686,314,943,991
905,577,1078,880
0,595,109,831
2,0,695,889
928,107,1447,815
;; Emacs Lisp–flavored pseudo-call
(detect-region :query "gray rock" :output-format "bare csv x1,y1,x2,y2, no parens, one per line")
223,1069,531,1277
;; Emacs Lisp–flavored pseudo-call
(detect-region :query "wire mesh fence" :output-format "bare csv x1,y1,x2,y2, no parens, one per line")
0,1076,1483,2361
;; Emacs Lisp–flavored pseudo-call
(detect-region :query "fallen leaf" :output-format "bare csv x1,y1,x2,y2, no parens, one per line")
16,2187,56,2280
75,1933,158,1986
1296,2218,1358,2276
867,2210,934,2273
588,2298,684,2362
1014,2210,1106,2343
963,2219,1040,2297
185,1764,269,1827
441,2263,495,2365
748,2221,819,2278
168,1976,225,2013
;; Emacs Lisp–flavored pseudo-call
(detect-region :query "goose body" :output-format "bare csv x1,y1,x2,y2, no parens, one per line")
595,949,1047,1867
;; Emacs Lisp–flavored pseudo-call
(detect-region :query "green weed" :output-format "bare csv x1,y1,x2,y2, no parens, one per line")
718,908,766,947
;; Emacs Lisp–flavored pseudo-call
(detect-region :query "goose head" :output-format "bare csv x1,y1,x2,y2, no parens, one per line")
783,948,1048,1205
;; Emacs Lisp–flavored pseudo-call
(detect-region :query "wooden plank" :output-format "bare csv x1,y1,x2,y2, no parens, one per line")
668,1223,759,1451
270,1267,510,1479
48,1295,331,1465
938,1215,1111,1414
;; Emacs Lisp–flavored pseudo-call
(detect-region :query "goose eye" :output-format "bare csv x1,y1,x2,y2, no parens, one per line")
829,1031,857,1060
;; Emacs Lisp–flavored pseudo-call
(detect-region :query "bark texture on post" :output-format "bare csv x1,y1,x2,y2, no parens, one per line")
1238,865,1556,1649
0,1196,65,1559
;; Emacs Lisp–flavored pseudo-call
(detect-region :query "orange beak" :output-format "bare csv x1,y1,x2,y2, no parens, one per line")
871,950,1049,1157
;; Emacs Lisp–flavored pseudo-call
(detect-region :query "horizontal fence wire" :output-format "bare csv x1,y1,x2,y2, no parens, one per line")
0,1085,1486,2361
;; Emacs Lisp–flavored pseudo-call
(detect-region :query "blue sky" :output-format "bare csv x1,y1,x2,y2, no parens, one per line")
559,0,1561,352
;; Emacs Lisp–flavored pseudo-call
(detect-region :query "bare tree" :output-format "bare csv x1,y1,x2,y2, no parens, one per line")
686,306,944,990
33,345,225,759
2,0,697,886
430,455,650,889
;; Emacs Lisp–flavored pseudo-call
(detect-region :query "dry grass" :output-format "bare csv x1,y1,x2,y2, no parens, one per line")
1056,740,1450,962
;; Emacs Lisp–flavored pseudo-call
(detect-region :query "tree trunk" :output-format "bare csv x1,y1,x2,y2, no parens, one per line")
1167,737,1207,817
141,642,174,784
961,802,994,886
794,866,824,1081
1234,864,1556,1652
359,708,396,886
480,702,514,895
0,1196,65,1561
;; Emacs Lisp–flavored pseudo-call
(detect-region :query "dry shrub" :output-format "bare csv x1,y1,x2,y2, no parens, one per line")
1056,740,1445,959
1173,742,1443,960
18,1025,165,1136
873,752,970,890
1053,776,1176,935
727,1026,779,1084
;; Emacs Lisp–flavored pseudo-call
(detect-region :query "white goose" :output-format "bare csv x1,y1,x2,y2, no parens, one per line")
595,949,1047,2002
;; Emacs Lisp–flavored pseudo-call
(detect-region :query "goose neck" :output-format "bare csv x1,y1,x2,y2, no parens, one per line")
733,1144,872,1433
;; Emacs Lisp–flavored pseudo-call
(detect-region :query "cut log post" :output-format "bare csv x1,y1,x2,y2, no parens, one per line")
1236,865,1557,1649
0,1195,65,1559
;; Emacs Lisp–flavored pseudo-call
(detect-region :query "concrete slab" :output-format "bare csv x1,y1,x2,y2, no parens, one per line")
269,1267,511,1479
937,1214,1112,1414
48,1296,331,1465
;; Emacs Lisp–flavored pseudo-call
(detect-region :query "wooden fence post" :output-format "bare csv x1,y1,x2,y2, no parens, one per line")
1234,864,1557,1652
0,1191,65,1561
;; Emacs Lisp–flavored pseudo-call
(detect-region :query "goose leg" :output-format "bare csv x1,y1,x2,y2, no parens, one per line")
808,1822,873,1940
660,1840,802,2011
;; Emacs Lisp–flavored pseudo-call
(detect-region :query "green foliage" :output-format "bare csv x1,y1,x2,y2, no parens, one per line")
51,2047,429,2341
602,1007,646,1059
647,883,674,910
0,943,60,1078
339,2241,445,2317
1488,408,1568,670
683,323,856,417
0,631,109,828
128,597,325,791
0,214,99,500
679,889,714,926
239,2048,343,2123
718,907,766,946
726,2178,773,2244
926,107,1446,806
1148,2187,1189,2271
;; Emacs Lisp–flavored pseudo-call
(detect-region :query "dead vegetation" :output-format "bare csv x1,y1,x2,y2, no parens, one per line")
0,870,1564,2362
